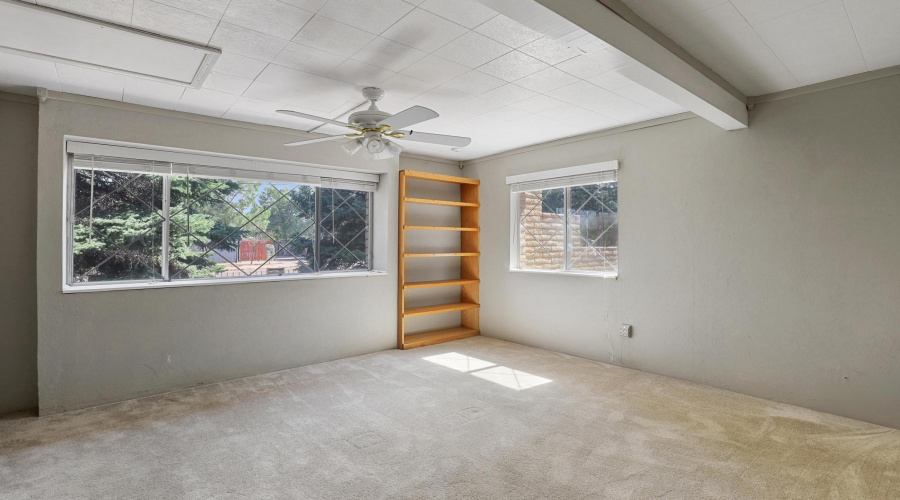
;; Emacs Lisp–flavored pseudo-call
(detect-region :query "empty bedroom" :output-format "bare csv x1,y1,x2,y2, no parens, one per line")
1,0,898,498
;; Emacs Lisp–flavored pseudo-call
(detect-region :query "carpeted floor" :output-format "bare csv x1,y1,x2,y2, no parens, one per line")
1,337,898,499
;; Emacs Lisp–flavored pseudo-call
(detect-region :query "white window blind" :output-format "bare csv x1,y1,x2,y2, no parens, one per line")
509,170,617,192
506,160,618,192
72,155,323,186
67,140,380,189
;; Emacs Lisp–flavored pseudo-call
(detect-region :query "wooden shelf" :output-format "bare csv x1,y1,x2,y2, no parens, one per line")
399,170,479,349
403,302,480,318
403,225,479,232
404,197,479,208
404,252,479,258
403,170,480,185
404,278,480,289
402,327,480,349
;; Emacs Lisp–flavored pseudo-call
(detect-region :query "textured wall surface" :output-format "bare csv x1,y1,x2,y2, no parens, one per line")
35,96,457,414
467,75,900,429
0,93,38,414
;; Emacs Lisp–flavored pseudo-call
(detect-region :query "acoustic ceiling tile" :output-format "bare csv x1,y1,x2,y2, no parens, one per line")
518,37,581,65
273,42,347,75
38,0,133,25
597,100,660,123
202,72,254,95
209,23,290,62
222,0,314,40
442,70,506,95
317,0,414,35
380,73,437,99
843,0,900,70
277,0,328,12
381,8,468,53
418,0,497,29
292,15,376,57
328,59,396,86
433,32,513,69
131,0,218,45
414,86,473,109
152,0,231,20
213,53,268,80
588,70,633,91
508,94,566,113
475,14,542,48
514,66,578,93
478,83,537,105
478,51,549,82
351,37,429,72
400,55,470,85
754,0,867,85
730,0,828,25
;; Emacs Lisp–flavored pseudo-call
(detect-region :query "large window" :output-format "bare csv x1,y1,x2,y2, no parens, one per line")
66,143,378,290
508,162,618,277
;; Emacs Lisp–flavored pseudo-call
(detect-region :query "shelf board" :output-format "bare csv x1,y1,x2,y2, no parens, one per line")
403,170,480,185
402,327,479,349
403,278,480,289
404,252,479,258
404,197,479,208
403,225,479,232
403,302,480,317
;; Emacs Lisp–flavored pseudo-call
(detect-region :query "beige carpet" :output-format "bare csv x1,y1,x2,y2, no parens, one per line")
1,337,898,499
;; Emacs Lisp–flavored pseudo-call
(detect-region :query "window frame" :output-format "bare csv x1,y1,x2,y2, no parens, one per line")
507,161,619,279
62,139,384,293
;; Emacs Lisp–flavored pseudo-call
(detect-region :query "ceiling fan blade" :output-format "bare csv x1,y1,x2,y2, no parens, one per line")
378,106,438,130
395,130,471,148
284,135,347,147
276,110,352,128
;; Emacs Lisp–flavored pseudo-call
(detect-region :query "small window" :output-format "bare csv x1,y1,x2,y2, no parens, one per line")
66,146,377,290
508,163,618,277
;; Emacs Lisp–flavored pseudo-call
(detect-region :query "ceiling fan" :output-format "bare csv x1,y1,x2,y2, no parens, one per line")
276,87,471,159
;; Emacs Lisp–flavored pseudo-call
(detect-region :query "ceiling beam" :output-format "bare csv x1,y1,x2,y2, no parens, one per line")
525,0,749,130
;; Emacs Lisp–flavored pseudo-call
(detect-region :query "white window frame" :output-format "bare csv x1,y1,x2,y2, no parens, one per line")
62,137,387,293
507,160,619,279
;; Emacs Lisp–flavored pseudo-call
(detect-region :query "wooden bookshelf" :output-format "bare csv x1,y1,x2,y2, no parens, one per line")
398,170,480,350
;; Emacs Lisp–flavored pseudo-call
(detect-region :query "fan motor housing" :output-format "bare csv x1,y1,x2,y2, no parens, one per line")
348,109,392,128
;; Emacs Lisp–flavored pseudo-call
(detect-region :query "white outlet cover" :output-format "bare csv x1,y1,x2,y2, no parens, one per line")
620,324,632,337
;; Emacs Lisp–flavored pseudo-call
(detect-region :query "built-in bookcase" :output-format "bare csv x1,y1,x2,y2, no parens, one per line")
398,170,480,349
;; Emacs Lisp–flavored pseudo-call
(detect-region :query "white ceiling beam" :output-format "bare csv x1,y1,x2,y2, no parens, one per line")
526,0,749,130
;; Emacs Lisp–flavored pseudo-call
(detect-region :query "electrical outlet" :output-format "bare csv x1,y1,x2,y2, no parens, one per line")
620,324,632,338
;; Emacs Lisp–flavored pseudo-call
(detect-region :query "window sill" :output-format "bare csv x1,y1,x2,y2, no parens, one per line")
509,268,618,279
62,270,388,294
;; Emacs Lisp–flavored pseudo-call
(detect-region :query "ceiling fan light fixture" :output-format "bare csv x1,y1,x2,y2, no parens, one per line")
340,138,363,156
385,140,402,157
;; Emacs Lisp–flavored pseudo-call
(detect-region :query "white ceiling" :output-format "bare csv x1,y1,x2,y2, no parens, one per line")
622,0,900,96
0,0,688,160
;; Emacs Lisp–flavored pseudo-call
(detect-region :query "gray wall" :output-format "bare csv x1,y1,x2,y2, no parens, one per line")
0,93,38,414
36,96,456,414
467,75,900,429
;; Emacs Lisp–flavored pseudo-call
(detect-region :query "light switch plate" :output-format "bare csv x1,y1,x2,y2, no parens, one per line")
620,324,632,338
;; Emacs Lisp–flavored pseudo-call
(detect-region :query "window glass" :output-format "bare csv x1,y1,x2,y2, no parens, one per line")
72,169,164,282
168,178,316,280
518,187,565,271
567,182,618,272
513,177,618,276
318,188,370,271
69,160,373,288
